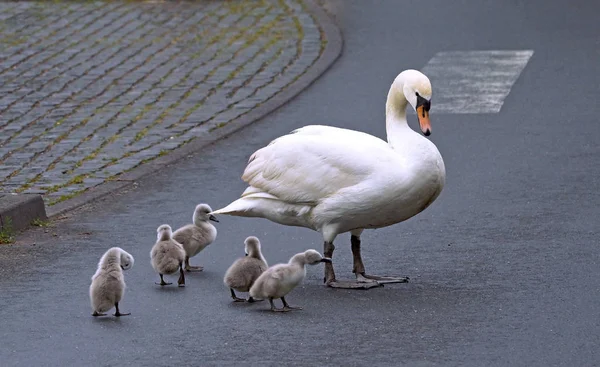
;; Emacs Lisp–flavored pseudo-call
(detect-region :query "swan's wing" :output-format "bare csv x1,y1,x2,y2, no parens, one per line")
241,126,392,205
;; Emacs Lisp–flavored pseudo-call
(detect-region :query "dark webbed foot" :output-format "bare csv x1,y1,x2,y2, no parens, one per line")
327,280,383,289
357,273,410,284
185,257,203,272
113,303,130,317
92,311,106,317
230,289,247,302
156,274,172,286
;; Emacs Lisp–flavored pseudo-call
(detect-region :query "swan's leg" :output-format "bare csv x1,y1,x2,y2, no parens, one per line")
323,241,337,284
325,238,381,289
351,232,410,284
281,296,302,311
113,302,130,317
156,274,172,286
177,263,186,287
230,288,246,302
185,256,204,272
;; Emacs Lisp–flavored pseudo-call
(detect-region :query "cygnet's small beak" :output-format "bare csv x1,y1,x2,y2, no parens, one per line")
320,258,332,263
209,214,219,222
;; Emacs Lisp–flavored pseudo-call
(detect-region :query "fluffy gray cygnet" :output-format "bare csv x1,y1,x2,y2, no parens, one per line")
173,203,218,272
249,249,331,312
89,247,134,317
150,224,186,287
223,236,268,302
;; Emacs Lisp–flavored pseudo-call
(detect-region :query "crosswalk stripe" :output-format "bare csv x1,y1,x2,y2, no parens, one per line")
421,50,534,114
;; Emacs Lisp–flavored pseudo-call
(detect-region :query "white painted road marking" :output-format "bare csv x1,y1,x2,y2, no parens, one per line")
422,50,534,114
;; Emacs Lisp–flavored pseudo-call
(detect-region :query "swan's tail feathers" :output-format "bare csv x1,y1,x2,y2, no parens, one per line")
210,199,253,217
210,194,313,228
210,193,275,217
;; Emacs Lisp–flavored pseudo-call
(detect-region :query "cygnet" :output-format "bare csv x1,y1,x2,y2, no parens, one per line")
223,236,268,302
151,224,186,287
249,249,331,312
89,247,134,317
173,203,218,272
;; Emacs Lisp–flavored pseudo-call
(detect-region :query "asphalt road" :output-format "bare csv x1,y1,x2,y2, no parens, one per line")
1,0,599,366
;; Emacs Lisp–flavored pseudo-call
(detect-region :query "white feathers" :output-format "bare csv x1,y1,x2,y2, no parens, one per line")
210,70,446,244
89,247,134,317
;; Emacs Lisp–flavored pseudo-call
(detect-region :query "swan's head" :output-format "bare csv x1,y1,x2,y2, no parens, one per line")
244,236,261,257
303,249,333,265
193,203,219,224
119,249,134,270
156,224,173,241
396,69,433,136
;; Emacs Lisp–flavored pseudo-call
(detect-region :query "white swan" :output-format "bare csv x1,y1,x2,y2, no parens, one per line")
211,69,445,289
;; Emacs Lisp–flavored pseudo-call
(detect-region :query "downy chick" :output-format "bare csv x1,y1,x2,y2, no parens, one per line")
173,203,218,272
150,224,186,287
249,249,331,312
89,247,134,317
223,236,268,302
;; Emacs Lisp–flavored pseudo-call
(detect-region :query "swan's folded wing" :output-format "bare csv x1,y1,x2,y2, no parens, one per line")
241,129,392,205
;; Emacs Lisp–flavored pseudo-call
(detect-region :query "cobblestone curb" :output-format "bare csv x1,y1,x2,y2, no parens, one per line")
0,0,343,220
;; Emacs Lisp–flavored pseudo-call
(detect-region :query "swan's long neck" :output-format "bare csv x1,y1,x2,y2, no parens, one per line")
385,82,414,148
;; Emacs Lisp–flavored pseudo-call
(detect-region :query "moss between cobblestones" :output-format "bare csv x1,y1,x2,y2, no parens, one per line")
0,217,14,244
1,0,330,207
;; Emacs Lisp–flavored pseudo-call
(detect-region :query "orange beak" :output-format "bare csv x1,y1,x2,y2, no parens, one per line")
416,105,431,136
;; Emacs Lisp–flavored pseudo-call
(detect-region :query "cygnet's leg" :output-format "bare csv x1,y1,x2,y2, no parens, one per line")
230,288,246,302
92,311,106,317
156,274,172,286
269,298,283,312
280,297,302,311
352,231,409,284
113,302,130,317
185,256,204,272
324,234,380,289
177,263,186,287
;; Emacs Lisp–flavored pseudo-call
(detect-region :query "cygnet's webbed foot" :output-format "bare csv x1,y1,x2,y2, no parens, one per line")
357,273,410,284
280,297,302,311
185,257,204,272
326,280,383,289
230,289,247,302
113,303,130,317
92,311,106,317
156,274,172,286
185,265,204,272
269,298,300,312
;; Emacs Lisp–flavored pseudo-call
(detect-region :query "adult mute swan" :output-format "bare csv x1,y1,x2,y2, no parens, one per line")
211,69,445,289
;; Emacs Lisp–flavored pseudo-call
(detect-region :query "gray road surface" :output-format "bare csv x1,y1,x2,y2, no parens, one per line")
1,0,599,366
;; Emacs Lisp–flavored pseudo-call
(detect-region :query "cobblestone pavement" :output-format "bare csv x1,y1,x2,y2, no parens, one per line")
0,0,325,205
